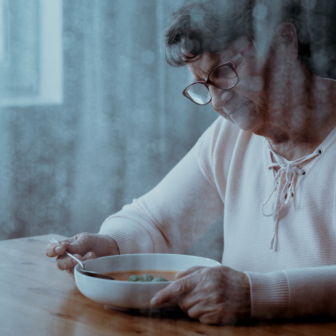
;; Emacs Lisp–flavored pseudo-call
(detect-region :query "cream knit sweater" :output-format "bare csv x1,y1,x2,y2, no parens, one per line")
99,117,336,320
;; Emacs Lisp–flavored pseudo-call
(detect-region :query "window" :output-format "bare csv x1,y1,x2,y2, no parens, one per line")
0,0,63,106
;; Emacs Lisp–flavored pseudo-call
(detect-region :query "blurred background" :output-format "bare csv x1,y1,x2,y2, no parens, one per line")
0,0,335,261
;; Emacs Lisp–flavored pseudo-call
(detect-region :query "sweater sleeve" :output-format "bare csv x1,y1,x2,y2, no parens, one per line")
99,118,226,255
246,265,336,320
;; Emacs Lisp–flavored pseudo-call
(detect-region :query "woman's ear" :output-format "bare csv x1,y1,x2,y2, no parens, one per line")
274,22,298,64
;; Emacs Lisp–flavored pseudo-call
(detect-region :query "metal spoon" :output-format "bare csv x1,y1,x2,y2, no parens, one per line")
50,237,114,280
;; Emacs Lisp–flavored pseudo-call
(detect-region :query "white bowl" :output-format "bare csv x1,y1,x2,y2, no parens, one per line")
75,253,221,310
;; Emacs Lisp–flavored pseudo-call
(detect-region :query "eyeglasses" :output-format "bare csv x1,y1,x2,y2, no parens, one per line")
182,43,253,105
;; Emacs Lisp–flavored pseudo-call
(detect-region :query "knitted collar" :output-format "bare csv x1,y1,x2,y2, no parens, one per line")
261,126,336,251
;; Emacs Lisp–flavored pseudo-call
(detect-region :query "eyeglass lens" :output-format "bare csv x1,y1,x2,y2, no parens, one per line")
186,65,238,105
209,65,238,89
187,84,211,105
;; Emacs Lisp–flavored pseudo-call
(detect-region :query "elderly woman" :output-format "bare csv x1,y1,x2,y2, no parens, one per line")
46,0,336,325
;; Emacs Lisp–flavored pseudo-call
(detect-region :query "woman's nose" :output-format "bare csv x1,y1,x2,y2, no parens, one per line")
209,86,233,109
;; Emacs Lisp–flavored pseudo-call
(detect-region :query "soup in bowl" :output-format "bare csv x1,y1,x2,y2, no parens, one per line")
75,253,221,310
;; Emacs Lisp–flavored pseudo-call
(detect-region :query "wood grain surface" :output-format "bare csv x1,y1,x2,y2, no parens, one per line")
1,234,336,336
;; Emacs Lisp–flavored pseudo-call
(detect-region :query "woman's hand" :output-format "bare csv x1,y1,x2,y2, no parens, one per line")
150,265,251,325
46,233,120,280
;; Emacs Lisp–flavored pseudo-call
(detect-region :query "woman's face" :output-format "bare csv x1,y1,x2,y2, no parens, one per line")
186,36,288,133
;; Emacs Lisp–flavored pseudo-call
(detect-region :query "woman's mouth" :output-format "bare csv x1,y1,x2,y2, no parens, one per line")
227,101,251,115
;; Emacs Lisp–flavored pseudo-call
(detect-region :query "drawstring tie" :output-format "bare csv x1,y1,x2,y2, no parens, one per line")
262,149,321,251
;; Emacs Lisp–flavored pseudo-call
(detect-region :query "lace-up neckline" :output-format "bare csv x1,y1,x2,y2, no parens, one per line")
262,144,322,251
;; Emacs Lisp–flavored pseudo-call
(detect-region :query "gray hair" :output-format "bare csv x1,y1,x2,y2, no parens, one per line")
164,0,312,70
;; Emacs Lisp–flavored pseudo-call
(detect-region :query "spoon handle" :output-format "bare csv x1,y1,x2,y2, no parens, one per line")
50,237,85,270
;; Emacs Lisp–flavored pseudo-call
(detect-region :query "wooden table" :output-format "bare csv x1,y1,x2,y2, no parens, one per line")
1,234,336,336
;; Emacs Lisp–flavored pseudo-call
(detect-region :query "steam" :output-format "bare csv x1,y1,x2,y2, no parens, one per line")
252,0,282,70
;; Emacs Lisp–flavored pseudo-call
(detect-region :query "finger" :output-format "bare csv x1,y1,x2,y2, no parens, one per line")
57,251,96,271
188,303,225,325
65,252,96,281
178,291,202,313
46,243,66,257
186,302,204,320
56,253,84,271
46,236,75,257
150,274,197,307
61,236,90,255
175,266,206,279
199,312,223,325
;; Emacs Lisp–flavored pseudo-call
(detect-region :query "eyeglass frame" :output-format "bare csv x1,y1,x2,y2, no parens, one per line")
182,42,253,105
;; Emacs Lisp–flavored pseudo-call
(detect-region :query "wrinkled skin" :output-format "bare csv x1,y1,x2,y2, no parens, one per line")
45,233,119,279
151,266,251,325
